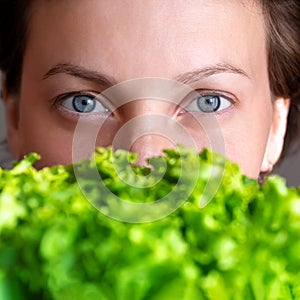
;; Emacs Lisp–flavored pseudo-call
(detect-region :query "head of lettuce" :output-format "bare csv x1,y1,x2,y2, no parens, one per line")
0,147,300,300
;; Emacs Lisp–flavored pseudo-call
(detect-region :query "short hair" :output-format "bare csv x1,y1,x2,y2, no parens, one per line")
0,0,299,162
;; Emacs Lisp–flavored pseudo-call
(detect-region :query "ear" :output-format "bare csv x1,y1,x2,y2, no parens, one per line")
1,74,22,159
261,98,290,172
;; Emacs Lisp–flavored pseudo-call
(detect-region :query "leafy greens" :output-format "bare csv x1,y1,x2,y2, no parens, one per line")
0,147,299,300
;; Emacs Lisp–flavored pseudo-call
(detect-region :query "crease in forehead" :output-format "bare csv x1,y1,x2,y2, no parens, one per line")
27,0,267,39
32,0,265,20
29,0,267,43
25,0,268,83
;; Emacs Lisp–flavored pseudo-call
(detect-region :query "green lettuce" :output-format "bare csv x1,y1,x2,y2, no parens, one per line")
0,147,299,300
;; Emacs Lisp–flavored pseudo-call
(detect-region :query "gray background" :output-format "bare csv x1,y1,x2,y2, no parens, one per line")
0,73,299,186
0,99,5,141
275,148,300,187
0,73,5,141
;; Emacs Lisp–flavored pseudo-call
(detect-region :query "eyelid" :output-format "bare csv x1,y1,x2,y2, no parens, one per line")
180,89,238,114
52,90,113,112
182,89,238,107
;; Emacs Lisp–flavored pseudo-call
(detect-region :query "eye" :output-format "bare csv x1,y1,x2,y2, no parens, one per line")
59,94,109,113
184,94,231,113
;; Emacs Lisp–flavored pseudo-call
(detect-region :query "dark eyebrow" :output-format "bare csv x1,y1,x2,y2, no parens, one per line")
43,62,250,86
174,62,251,84
43,63,118,86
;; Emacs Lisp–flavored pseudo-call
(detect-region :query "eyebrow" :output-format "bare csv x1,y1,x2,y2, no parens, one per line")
43,62,250,86
43,63,118,86
174,62,251,84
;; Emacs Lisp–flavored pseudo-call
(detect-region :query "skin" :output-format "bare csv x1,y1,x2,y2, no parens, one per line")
3,0,290,177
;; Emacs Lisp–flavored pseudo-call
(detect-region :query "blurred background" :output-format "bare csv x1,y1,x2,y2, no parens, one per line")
0,73,299,186
275,148,300,187
0,97,4,141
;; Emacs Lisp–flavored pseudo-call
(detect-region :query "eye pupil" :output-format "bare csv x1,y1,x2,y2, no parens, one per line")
197,95,220,112
73,95,96,113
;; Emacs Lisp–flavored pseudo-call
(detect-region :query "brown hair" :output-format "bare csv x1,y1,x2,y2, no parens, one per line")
0,0,33,93
0,0,299,162
261,0,300,160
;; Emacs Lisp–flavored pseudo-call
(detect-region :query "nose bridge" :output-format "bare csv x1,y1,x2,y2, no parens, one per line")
118,98,175,121
113,101,177,165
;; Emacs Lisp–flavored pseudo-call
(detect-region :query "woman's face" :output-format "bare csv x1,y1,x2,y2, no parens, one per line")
4,0,289,177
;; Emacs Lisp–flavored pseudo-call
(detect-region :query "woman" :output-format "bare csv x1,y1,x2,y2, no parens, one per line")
0,0,299,180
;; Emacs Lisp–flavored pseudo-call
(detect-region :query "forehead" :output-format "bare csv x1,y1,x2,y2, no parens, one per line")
26,0,266,81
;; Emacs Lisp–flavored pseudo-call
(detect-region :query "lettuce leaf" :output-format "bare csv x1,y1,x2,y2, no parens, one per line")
0,147,299,300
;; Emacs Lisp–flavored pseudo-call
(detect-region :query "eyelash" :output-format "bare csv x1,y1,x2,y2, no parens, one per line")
53,91,111,117
53,89,237,117
180,90,236,114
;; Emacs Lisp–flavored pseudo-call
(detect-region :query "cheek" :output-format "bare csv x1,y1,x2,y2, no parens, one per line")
179,104,272,178
179,115,226,155
17,97,74,168
71,117,121,162
224,130,268,178
16,94,122,168
223,113,272,178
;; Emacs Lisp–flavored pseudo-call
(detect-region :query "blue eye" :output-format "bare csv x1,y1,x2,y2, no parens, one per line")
59,94,109,113
73,95,96,113
185,94,231,113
